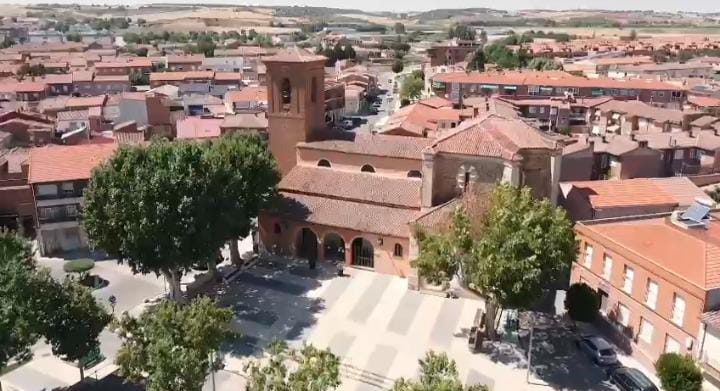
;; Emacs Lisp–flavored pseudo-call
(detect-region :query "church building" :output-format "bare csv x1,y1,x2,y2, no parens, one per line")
257,48,563,282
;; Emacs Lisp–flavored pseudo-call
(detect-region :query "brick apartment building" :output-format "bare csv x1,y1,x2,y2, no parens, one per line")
571,205,720,372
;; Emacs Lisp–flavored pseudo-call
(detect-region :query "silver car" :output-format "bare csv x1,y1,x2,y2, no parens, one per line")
576,335,618,365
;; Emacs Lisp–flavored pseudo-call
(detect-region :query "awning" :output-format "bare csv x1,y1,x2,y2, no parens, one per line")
481,84,499,90
592,89,604,96
503,85,518,91
540,87,553,91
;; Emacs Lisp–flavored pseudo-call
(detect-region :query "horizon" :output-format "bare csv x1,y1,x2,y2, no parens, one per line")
3,1,720,14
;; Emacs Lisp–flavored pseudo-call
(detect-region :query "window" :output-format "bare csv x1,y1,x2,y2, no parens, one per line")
36,184,57,196
584,244,593,268
539,107,546,114
65,204,78,217
622,265,634,294
393,244,403,258
617,303,630,327
665,335,680,353
674,149,684,160
61,182,74,195
602,254,613,280
407,170,422,178
280,78,291,111
528,85,540,95
639,318,654,344
273,223,282,234
658,91,665,98
360,164,375,173
529,106,537,114
645,280,658,310
317,159,331,168
672,294,685,326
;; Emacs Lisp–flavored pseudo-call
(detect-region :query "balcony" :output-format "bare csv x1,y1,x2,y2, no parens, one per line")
36,190,85,201
38,206,81,224
703,359,720,384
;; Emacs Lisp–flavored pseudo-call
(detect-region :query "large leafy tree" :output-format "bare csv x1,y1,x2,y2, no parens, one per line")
84,136,278,301
204,134,280,265
400,72,424,103
245,340,341,391
0,231,42,372
115,297,234,391
414,184,577,336
392,351,488,391
42,279,111,380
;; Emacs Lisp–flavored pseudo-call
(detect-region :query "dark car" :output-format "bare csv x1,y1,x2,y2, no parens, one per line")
576,335,618,365
608,366,658,391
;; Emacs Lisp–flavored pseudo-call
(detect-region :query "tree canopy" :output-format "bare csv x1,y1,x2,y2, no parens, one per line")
115,297,234,391
400,71,424,103
244,340,341,391
655,353,703,391
83,136,279,301
527,57,562,71
565,282,599,324
392,59,404,74
391,351,488,391
413,184,577,334
448,24,476,41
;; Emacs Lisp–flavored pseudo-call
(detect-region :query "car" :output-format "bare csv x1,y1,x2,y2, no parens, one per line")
575,335,618,365
607,366,658,391
341,119,355,129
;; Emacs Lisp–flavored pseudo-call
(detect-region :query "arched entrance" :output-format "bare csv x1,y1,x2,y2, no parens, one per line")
296,228,318,263
323,233,345,262
351,238,374,268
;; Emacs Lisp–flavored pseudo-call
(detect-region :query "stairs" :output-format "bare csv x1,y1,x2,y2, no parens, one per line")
339,362,395,390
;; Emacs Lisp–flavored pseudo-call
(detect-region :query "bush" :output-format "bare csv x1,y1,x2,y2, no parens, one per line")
655,353,703,391
392,59,404,74
565,282,600,323
63,259,95,274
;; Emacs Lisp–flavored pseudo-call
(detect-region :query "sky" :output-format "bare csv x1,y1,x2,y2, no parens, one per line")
4,0,720,13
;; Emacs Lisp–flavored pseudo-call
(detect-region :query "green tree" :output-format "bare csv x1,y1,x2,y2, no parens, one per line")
0,231,43,372
564,282,599,324
204,134,279,265
655,353,703,391
414,184,577,337
245,340,341,391
395,22,406,34
1,37,16,49
115,297,234,391
391,351,488,391
42,279,111,381
629,29,638,41
527,57,562,71
392,59,404,74
479,30,488,45
400,72,424,102
129,71,149,86
343,44,356,60
448,24,476,41
65,32,82,42
466,48,486,72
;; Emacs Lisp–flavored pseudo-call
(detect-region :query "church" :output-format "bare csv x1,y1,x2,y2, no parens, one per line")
257,48,563,284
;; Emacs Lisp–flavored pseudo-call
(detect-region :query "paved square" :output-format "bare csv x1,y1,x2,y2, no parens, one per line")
211,257,544,390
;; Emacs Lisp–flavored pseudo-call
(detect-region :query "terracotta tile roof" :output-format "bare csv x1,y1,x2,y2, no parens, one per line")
221,113,268,129
263,47,327,63
15,82,47,93
225,86,267,103
595,100,698,124
57,110,89,121
431,114,557,160
702,310,720,329
688,95,720,108
72,71,94,82
66,95,107,109
214,72,244,81
167,55,205,64
298,133,432,160
175,117,223,140
413,198,460,232
95,58,152,68
280,166,421,208
42,74,73,85
272,192,419,237
28,143,117,184
93,75,129,82
691,116,719,128
381,99,461,136
580,215,720,291
561,178,705,209
433,70,685,91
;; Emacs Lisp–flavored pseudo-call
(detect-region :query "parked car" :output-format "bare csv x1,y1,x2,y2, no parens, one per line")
607,366,658,391
341,119,354,129
575,335,618,365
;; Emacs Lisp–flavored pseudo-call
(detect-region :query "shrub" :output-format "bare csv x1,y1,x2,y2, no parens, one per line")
655,353,703,391
565,282,600,323
63,259,95,274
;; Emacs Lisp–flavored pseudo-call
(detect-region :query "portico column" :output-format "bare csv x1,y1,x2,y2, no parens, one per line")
502,162,521,187
421,147,435,210
550,152,563,206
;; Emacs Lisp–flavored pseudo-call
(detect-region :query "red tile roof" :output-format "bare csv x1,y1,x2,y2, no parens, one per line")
28,143,117,184
688,95,720,108
280,165,421,208
175,117,223,140
225,86,267,103
66,95,107,109
298,133,432,160
263,47,326,63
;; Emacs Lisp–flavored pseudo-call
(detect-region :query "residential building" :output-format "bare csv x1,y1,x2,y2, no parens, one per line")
571,205,720,372
0,148,33,234
166,55,205,71
427,40,480,67
379,97,463,138
28,143,117,255
224,86,267,113
700,311,720,391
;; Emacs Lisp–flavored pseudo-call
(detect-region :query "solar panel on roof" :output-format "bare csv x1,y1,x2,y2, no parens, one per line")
681,203,711,223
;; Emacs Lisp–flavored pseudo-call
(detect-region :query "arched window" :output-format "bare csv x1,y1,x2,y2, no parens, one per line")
311,76,317,103
360,164,375,173
317,159,331,168
463,171,471,192
393,244,403,258
280,78,291,111
407,170,422,178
